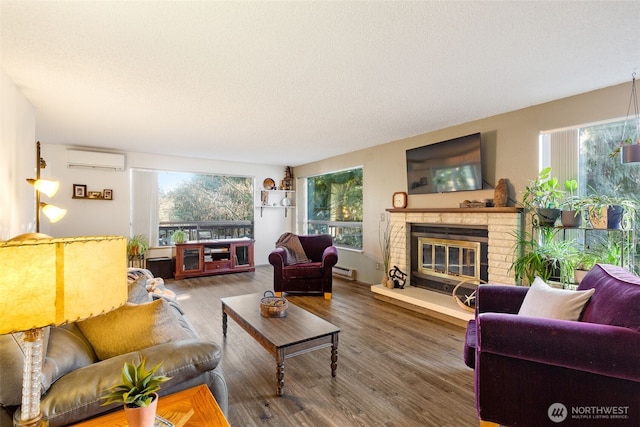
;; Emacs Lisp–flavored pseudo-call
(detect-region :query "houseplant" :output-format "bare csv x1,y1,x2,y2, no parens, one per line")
102,358,171,427
171,229,188,244
127,234,149,257
509,227,578,285
522,167,564,226
379,217,393,288
560,179,581,227
574,191,638,230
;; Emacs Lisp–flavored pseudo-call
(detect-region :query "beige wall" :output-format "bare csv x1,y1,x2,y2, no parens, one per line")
294,82,631,284
0,69,36,239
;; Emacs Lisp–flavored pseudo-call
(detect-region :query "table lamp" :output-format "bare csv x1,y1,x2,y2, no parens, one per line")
0,234,127,427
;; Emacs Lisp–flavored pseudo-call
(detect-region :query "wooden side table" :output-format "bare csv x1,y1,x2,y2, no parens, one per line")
71,384,229,427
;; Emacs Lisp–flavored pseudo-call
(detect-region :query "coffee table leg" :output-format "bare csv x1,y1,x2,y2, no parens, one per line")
331,333,339,377
222,309,228,337
276,348,285,396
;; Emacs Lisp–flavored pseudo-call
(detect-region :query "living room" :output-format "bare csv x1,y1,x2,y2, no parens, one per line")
2,2,640,426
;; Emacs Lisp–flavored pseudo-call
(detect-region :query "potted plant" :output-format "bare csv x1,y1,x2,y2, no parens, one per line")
560,179,581,227
127,234,149,257
522,167,564,226
509,227,578,285
101,358,171,427
379,217,393,288
574,191,638,230
171,229,188,245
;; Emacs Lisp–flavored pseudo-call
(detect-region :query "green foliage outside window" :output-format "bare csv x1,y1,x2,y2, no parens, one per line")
307,168,363,249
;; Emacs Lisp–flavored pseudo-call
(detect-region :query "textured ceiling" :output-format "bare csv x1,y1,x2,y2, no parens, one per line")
1,1,639,166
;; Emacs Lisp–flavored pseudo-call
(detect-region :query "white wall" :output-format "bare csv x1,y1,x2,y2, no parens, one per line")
0,69,36,240
41,144,292,265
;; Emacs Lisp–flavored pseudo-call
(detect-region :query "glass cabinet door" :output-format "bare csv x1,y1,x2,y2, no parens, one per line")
182,247,202,272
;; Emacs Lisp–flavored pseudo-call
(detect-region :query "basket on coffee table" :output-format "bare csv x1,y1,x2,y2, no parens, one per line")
260,290,288,317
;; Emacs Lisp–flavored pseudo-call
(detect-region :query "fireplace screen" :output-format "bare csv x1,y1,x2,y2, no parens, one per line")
418,237,480,281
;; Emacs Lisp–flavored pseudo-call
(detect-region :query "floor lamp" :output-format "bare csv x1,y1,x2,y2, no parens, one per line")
0,234,127,426
27,142,66,232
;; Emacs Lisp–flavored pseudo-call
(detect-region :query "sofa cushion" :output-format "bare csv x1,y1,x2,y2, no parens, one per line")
77,299,193,360
282,262,323,279
127,276,151,304
578,263,640,332
518,277,594,321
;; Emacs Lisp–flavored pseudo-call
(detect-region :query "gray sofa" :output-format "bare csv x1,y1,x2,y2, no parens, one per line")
0,271,227,426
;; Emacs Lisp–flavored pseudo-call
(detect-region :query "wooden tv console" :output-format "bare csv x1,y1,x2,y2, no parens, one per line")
174,239,254,280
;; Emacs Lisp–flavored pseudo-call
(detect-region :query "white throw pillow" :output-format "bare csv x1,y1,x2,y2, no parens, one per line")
518,277,595,321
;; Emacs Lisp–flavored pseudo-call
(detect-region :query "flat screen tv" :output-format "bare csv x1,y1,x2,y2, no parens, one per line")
406,132,482,194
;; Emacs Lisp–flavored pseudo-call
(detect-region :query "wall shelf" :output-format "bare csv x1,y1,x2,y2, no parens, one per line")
257,190,295,217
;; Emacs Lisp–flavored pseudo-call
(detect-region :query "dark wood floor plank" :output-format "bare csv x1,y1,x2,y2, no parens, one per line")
165,266,477,427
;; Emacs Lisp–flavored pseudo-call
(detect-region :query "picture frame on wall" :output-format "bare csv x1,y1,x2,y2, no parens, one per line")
88,191,102,199
73,184,87,198
103,189,113,200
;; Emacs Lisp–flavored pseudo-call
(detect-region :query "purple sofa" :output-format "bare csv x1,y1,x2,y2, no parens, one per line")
268,234,338,299
464,264,640,426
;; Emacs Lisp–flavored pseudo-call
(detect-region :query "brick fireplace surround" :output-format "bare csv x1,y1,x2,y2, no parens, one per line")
371,207,523,327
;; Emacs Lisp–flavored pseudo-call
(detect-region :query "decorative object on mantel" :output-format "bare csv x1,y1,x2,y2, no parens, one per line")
392,191,407,208
459,199,492,208
494,178,508,207
610,72,640,163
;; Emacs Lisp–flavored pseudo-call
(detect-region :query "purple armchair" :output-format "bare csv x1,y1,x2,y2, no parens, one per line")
268,234,338,299
464,264,640,427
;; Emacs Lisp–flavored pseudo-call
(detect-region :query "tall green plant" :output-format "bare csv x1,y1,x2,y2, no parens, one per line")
522,167,564,209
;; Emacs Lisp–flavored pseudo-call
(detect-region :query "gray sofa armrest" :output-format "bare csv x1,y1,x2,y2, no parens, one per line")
41,339,222,427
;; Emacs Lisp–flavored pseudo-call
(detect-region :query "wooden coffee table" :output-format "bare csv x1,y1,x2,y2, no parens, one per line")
71,384,229,426
221,293,340,396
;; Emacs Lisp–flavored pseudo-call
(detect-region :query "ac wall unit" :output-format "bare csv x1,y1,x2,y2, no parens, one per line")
66,150,125,171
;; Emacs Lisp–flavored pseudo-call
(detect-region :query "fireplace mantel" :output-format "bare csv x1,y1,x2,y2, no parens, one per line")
387,207,523,214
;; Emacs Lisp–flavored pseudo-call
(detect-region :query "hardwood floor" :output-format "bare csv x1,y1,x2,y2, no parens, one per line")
165,266,478,427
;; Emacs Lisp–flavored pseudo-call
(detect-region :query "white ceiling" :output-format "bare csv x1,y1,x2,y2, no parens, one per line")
1,1,639,166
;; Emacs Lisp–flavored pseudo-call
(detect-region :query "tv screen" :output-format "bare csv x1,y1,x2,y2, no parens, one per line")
406,132,482,194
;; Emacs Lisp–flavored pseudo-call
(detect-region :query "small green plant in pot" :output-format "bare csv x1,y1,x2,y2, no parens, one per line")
560,179,581,227
522,167,564,227
574,190,638,230
171,229,189,244
127,234,149,257
102,358,171,427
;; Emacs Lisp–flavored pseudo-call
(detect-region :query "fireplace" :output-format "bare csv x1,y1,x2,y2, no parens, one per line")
411,224,488,295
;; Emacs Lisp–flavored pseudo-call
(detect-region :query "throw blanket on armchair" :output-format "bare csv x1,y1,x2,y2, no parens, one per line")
275,233,311,265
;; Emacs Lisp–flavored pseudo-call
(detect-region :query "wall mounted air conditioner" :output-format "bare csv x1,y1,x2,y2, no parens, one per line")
66,150,125,171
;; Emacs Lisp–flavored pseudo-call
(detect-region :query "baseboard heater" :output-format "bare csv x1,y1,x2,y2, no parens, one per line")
332,266,356,281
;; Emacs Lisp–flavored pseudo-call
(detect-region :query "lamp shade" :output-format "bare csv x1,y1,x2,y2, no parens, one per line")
28,179,60,197
0,234,127,334
40,203,67,223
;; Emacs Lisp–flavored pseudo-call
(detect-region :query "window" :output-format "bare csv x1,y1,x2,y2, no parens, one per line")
305,167,363,250
131,170,253,246
541,118,640,269
541,118,640,201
